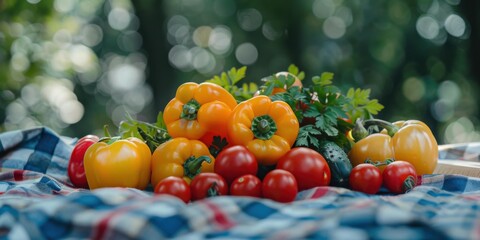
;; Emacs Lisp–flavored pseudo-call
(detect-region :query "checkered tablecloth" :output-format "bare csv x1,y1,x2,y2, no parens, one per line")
1,127,480,239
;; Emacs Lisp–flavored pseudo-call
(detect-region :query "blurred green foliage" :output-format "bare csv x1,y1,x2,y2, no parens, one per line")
1,0,479,144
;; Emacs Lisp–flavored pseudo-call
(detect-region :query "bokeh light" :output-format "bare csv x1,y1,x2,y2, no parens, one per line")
235,43,258,65
0,0,478,145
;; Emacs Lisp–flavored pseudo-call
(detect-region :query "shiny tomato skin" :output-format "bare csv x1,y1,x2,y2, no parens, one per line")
276,147,331,191
190,173,228,201
214,145,258,184
383,161,418,194
68,135,99,188
349,164,382,194
230,174,262,198
262,169,298,203
154,176,191,203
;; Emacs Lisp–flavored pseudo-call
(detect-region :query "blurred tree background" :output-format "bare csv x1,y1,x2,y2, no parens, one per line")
0,0,479,144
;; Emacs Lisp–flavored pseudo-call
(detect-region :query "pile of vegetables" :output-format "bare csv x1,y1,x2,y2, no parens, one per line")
68,65,439,203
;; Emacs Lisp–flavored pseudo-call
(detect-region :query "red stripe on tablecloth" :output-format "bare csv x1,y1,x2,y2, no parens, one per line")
13,170,24,181
93,208,124,240
310,187,329,199
92,194,159,240
203,201,234,230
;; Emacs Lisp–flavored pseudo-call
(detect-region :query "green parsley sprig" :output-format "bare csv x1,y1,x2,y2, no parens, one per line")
265,65,383,152
206,66,258,102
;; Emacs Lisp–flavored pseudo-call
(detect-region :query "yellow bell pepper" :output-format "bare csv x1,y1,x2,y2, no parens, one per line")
227,95,299,166
349,119,438,175
151,137,214,187
163,82,237,140
84,137,151,190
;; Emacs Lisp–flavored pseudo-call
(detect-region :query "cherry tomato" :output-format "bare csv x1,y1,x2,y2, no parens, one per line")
154,176,191,203
214,145,258,184
190,173,228,201
383,161,418,194
230,174,262,198
349,163,382,194
68,135,99,188
276,147,330,191
262,169,298,203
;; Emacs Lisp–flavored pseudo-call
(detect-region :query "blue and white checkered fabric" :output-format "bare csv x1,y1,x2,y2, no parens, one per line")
1,127,480,239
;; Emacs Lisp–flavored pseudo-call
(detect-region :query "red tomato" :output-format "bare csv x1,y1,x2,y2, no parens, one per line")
68,135,99,188
230,174,262,198
214,145,258,184
349,163,382,194
276,147,330,191
190,173,228,201
262,169,298,203
383,161,418,194
154,177,191,203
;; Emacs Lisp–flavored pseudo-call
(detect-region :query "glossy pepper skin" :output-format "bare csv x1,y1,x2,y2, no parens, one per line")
68,135,99,188
227,95,299,166
349,119,438,175
163,82,237,141
84,137,151,190
151,137,215,187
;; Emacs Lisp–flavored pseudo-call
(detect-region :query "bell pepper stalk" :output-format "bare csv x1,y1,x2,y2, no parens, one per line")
151,137,215,187
163,82,237,145
227,95,299,166
68,135,99,188
84,134,152,190
349,119,438,175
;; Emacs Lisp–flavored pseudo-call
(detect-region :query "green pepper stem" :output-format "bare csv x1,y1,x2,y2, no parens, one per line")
98,136,120,145
180,99,201,120
251,115,277,140
104,125,112,138
363,119,399,137
365,158,395,167
184,156,212,179
352,119,369,142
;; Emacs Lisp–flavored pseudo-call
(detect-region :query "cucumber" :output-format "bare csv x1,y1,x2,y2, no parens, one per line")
317,141,352,188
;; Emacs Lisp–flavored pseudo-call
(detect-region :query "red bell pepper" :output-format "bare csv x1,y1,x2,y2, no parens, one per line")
68,135,99,188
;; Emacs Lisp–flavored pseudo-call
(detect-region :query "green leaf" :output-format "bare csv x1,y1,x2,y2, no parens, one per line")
303,105,321,118
287,64,305,81
312,72,334,86
227,66,247,85
344,87,384,123
295,125,321,149
365,99,384,115
155,111,166,129
288,64,299,76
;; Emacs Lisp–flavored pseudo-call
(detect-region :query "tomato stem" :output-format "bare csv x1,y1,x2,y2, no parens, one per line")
184,155,212,179
207,182,220,197
181,99,201,120
251,115,277,140
402,175,417,193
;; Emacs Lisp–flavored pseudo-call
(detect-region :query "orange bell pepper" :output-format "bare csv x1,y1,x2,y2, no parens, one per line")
84,137,151,190
163,82,237,141
349,119,438,175
151,137,214,187
227,95,299,166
